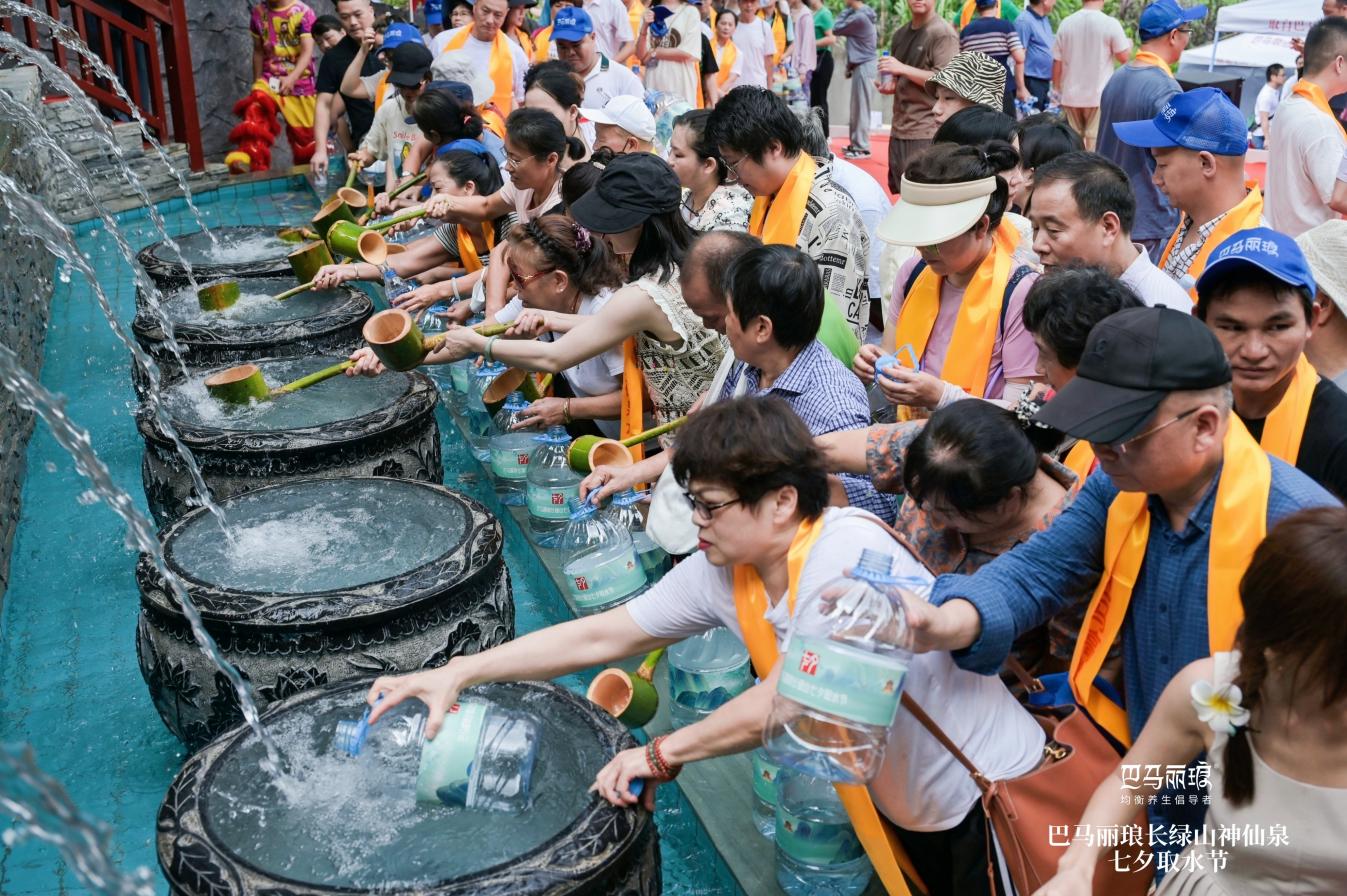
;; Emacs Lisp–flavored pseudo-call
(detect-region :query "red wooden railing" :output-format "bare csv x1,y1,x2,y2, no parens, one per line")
1,0,204,170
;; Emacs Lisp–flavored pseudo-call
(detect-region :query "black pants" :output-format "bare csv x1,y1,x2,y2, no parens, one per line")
893,801,1007,896
811,49,835,132
1025,76,1051,115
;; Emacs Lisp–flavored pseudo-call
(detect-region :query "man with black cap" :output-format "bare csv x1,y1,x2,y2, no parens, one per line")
894,306,1336,832
311,0,384,177
348,41,435,187
1112,86,1264,300
1195,227,1347,500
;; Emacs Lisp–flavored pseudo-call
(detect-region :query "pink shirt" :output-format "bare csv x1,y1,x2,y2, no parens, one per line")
887,255,1039,400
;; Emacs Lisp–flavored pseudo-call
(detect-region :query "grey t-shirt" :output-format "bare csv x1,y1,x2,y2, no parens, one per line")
832,4,878,65
1097,63,1181,243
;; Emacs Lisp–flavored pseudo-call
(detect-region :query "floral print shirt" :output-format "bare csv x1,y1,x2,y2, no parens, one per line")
681,184,753,233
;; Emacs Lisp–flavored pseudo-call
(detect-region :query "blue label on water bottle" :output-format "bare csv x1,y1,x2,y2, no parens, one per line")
565,550,647,609
415,700,487,805
490,446,531,480
777,637,907,727
670,659,753,718
776,806,866,866
527,482,579,520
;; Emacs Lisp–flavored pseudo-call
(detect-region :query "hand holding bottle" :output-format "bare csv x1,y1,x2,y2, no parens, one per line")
365,663,468,737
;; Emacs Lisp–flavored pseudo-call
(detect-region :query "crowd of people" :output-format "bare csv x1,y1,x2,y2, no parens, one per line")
217,0,1347,892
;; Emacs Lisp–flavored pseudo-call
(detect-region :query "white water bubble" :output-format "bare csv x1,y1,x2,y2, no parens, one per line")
76,489,100,506
44,461,56,472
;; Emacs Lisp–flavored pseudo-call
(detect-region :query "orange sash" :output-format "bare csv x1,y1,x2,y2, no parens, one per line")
1063,440,1096,482
1068,417,1270,746
455,223,495,274
1258,354,1317,465
1291,79,1347,136
731,518,920,896
482,107,508,140
713,37,739,87
893,241,1013,398
1131,50,1173,76
626,0,646,66
992,216,1020,256
373,70,391,112
1161,187,1265,301
959,0,999,29
762,9,786,66
621,337,645,464
444,27,515,114
534,24,553,61
748,151,815,247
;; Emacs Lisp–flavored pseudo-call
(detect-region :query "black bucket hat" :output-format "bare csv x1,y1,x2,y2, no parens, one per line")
570,153,681,233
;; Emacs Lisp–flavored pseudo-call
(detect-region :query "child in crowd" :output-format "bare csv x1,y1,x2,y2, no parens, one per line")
226,0,319,172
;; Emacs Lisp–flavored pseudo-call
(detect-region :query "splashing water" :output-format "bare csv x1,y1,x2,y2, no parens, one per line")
0,342,281,769
0,743,157,896
0,0,217,246
0,171,230,534
196,231,291,265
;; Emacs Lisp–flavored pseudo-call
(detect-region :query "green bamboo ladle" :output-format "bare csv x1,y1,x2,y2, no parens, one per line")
311,187,368,240
362,308,509,371
203,361,356,405
567,417,689,474
481,367,553,416
586,649,665,728
357,172,428,225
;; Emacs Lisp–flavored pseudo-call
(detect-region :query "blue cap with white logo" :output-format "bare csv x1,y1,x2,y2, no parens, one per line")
381,22,425,53
1111,86,1248,156
1137,0,1207,41
1196,228,1317,299
552,7,594,41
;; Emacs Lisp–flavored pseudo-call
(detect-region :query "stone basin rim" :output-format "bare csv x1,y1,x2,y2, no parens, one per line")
177,678,650,896
131,281,373,347
139,478,502,633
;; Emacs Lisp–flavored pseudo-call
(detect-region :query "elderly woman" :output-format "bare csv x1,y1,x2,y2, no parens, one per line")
362,396,1045,896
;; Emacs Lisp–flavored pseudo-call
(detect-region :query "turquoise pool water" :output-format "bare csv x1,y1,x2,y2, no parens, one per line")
0,177,740,895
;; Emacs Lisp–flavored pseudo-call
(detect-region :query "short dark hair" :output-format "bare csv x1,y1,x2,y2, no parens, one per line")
1265,62,1285,80
1304,17,1347,76
673,396,830,518
933,104,1016,147
1033,151,1136,234
312,14,342,39
686,230,760,300
725,245,823,350
413,88,484,144
1022,265,1144,369
1013,117,1083,171
905,141,1019,230
903,399,1061,517
1195,265,1316,325
706,86,804,162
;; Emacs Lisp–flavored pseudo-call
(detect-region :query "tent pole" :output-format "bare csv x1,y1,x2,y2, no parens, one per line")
1209,29,1220,70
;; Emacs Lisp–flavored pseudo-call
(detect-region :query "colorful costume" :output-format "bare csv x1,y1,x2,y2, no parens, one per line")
227,1,318,172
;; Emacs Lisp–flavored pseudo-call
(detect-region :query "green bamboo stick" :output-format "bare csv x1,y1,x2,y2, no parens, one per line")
343,161,363,190
389,171,428,200
273,279,317,302
271,360,356,396
620,416,688,448
369,207,429,233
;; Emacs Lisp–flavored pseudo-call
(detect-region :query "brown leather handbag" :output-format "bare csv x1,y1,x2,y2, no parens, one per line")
900,678,1154,896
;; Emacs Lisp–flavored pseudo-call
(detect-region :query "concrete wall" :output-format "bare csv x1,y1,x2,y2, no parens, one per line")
0,66,57,597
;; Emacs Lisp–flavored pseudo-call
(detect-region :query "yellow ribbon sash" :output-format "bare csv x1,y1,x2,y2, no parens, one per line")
455,223,496,274
1161,187,1264,302
714,37,739,88
534,24,553,62
621,337,645,463
1291,79,1347,139
765,10,786,67
1131,50,1173,76
373,70,391,112
1069,417,1270,746
893,241,1013,398
626,1,646,66
1258,354,1317,465
1064,440,1096,482
731,517,920,896
748,151,815,247
444,27,515,114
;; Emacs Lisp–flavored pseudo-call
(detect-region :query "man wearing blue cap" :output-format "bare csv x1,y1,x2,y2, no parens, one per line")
423,0,446,37
1195,228,1347,499
1096,0,1202,254
1112,86,1264,300
552,7,644,107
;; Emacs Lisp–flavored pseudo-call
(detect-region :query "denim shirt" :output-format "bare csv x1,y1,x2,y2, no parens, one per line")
930,456,1338,742
1013,7,1054,81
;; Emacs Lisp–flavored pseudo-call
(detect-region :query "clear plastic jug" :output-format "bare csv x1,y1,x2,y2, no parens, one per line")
557,497,648,615
488,391,538,505
526,426,582,545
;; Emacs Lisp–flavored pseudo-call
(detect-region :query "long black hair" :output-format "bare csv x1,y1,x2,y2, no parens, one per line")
506,107,587,164
674,108,728,183
412,88,485,144
629,209,694,284
430,148,504,197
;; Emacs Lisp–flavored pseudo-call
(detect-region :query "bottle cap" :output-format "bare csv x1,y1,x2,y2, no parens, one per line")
334,710,372,757
535,425,572,444
503,391,530,412
568,495,599,521
852,548,897,584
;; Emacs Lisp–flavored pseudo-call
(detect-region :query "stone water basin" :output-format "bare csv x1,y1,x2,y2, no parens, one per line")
156,680,659,895
138,354,441,523
136,225,299,288
136,478,513,749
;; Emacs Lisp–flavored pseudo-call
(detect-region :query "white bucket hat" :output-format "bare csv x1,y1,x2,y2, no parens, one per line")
430,51,497,107
877,175,997,246
1296,220,1347,315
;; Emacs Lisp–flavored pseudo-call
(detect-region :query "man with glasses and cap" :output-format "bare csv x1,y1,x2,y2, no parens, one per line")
1113,87,1265,300
1194,228,1347,500
1095,0,1203,255
550,7,644,107
894,305,1338,836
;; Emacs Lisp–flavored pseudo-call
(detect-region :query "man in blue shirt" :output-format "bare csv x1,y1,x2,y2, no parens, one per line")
1096,0,1203,253
1012,0,1054,111
897,306,1337,830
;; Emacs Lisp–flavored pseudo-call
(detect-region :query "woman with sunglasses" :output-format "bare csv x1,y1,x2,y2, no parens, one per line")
312,147,511,314
855,141,1039,417
359,153,727,444
357,396,1044,896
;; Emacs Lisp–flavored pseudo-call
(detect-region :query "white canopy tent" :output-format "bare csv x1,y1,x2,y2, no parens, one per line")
1211,0,1323,38
1178,0,1319,116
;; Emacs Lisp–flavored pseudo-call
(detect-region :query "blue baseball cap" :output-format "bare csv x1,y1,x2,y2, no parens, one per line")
552,7,594,41
1137,0,1207,41
423,0,445,25
1111,87,1248,156
381,22,425,53
1196,228,1317,300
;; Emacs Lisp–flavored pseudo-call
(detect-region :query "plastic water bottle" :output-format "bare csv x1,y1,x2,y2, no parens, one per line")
557,497,648,615
752,748,782,839
333,698,540,812
605,489,671,582
383,266,416,305
527,426,582,544
467,361,508,462
763,549,918,784
666,627,753,727
775,769,873,895
418,305,454,396
878,50,895,92
488,392,539,505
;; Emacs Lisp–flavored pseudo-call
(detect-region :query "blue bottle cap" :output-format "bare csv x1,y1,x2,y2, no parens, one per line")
628,778,645,798
852,548,897,585
535,425,572,444
334,708,372,756
503,391,531,412
568,495,599,520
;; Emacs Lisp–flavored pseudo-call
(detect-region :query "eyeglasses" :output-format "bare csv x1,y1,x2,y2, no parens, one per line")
684,492,741,521
721,153,748,184
1101,406,1201,455
509,266,554,289
1176,27,1193,34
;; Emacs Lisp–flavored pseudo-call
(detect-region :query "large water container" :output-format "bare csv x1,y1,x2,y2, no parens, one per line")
606,489,672,582
775,769,873,895
526,426,582,545
418,305,454,397
488,392,538,505
557,497,647,616
666,627,753,728
333,697,539,813
751,747,781,839
466,361,508,461
763,548,917,784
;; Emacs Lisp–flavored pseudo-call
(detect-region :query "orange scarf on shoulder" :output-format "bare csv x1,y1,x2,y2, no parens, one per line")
1257,354,1317,464
1063,440,1096,482
1069,417,1270,745
732,517,921,896
748,151,815,247
1131,50,1173,76
1161,187,1264,301
714,38,739,87
444,27,515,114
455,223,496,274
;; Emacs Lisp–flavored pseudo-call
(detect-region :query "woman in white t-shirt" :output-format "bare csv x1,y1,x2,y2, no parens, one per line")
360,396,1045,892
637,0,702,106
